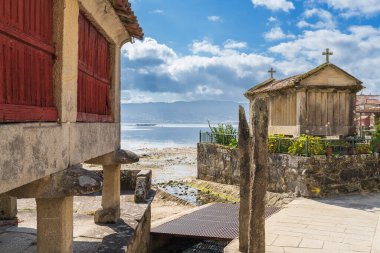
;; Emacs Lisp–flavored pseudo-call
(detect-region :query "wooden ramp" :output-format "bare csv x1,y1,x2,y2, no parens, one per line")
151,203,281,240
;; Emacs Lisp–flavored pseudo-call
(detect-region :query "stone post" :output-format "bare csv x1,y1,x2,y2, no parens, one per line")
36,197,73,253
238,98,269,253
248,98,268,253
87,149,139,223
0,194,17,219
134,169,152,203
95,165,121,223
238,106,251,253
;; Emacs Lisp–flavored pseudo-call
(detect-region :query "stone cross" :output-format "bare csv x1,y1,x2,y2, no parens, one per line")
322,48,333,63
238,98,269,253
268,67,276,78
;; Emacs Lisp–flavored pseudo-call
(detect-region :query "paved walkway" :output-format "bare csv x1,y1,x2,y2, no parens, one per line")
225,193,380,253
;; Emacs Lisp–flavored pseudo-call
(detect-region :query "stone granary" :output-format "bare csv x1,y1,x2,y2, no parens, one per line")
0,0,143,252
245,49,364,137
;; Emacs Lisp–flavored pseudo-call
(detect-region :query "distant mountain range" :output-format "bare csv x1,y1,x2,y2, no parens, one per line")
121,100,249,124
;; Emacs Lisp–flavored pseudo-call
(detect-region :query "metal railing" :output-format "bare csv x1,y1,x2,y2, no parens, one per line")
199,131,238,145
200,131,376,156
269,137,373,157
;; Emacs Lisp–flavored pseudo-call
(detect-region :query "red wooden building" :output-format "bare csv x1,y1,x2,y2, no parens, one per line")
0,1,144,252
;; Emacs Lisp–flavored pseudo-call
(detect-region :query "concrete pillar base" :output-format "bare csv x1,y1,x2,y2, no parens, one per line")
36,197,73,253
0,195,17,219
95,165,121,224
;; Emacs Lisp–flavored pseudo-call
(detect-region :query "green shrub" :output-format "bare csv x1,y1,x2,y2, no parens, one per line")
208,122,237,147
371,121,380,152
355,143,372,154
288,135,327,156
228,138,238,148
268,134,291,153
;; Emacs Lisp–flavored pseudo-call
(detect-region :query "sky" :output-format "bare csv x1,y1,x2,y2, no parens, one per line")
120,0,380,104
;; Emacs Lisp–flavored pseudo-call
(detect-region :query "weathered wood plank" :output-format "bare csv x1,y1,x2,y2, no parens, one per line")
339,92,346,126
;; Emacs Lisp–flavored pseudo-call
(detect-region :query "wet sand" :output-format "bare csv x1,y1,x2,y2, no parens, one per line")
125,147,198,221
125,147,197,183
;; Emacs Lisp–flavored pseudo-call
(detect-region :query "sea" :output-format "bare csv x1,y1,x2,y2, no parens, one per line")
120,123,238,150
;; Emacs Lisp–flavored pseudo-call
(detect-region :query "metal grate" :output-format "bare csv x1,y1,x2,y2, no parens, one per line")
151,203,281,240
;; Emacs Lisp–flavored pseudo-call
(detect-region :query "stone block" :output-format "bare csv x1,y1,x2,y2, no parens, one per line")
134,170,152,203
94,207,120,224
0,195,17,219
136,169,152,190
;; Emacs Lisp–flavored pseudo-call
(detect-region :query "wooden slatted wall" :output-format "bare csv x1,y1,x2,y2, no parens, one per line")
0,0,57,122
77,12,112,122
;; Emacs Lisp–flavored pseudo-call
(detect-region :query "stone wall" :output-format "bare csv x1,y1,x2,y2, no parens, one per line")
126,205,151,253
269,153,380,197
197,143,239,185
197,143,380,197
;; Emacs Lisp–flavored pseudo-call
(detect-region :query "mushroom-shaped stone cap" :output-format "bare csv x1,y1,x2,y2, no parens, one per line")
7,165,102,199
85,149,139,165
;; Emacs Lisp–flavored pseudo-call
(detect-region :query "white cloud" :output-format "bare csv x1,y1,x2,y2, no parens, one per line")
269,27,380,93
268,16,277,22
208,16,221,22
190,40,222,55
121,25,380,103
149,9,164,14
223,40,248,49
251,0,295,12
297,8,335,29
196,85,223,95
121,37,275,102
264,27,295,40
121,90,192,103
322,0,380,17
122,38,177,63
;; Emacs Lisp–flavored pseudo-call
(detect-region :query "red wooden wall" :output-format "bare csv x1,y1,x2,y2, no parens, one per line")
0,0,57,122
77,13,112,122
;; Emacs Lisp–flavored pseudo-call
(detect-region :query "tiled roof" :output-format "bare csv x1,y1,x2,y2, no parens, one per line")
110,0,144,40
245,75,300,97
245,63,363,97
357,108,380,114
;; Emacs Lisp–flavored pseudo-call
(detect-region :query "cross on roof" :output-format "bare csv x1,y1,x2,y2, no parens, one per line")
268,67,276,78
322,48,333,64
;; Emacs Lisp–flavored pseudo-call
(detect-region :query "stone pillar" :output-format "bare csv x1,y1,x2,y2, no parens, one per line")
238,98,269,253
238,106,250,253
95,164,121,223
248,98,268,253
0,194,17,219
36,197,73,253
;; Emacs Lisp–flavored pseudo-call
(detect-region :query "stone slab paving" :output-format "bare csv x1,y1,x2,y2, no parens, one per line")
0,191,153,253
225,193,380,253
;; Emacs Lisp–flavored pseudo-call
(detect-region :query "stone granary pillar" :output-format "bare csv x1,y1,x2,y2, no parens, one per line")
7,165,102,253
238,98,269,253
0,194,17,219
86,149,139,223
36,197,73,253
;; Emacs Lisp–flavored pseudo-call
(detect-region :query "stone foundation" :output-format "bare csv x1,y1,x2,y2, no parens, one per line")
197,143,380,197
